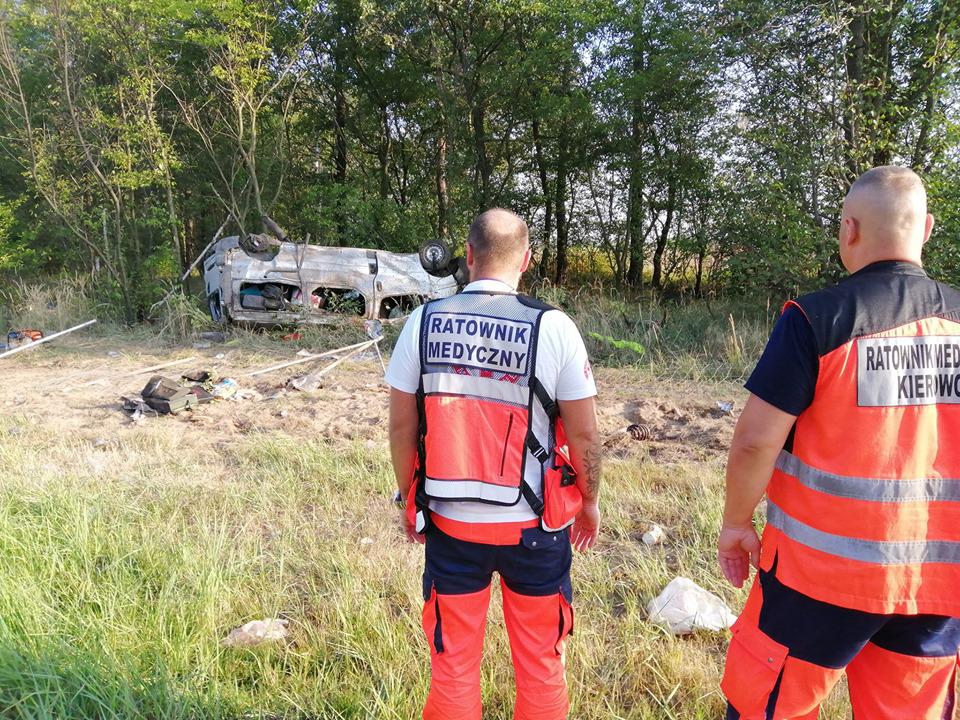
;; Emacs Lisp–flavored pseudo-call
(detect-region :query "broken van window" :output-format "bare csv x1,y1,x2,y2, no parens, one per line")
379,295,425,319
311,288,366,316
238,282,298,311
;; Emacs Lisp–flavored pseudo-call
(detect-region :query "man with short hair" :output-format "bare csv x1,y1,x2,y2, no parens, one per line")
387,208,601,720
719,166,960,719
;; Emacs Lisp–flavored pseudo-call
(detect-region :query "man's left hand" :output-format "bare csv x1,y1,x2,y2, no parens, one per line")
718,524,760,588
399,510,424,544
571,501,600,552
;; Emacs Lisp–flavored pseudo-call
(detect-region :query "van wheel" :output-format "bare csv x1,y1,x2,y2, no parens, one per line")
449,257,469,286
420,240,452,276
208,293,225,324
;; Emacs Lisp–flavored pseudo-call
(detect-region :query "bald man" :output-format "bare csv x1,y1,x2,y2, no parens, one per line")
718,166,960,719
387,209,600,720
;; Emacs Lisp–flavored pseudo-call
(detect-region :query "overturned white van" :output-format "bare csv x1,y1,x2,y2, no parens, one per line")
203,235,465,326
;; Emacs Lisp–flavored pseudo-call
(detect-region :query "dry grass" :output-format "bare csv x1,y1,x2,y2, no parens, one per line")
0,332,857,719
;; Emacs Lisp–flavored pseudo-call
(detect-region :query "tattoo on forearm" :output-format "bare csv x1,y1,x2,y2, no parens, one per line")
584,442,602,498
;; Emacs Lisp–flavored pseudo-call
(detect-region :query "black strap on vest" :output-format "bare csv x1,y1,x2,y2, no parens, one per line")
524,376,557,464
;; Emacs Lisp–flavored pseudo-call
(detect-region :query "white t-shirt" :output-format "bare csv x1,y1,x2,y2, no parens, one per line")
385,279,597,523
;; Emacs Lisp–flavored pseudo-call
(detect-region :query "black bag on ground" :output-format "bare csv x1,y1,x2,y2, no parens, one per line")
141,375,195,414
142,375,190,401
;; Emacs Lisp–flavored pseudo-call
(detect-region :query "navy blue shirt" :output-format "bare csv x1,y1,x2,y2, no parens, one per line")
745,306,820,416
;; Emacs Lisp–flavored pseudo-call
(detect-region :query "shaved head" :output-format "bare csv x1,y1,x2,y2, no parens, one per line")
467,209,530,274
840,166,934,272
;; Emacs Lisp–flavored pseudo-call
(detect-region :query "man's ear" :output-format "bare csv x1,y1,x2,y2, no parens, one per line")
466,243,475,267
923,213,935,245
519,248,531,273
840,216,859,251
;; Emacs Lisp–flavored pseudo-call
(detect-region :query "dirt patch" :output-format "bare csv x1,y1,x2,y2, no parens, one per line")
0,336,744,470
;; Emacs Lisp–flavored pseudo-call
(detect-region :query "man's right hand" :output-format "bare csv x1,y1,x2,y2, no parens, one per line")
718,523,760,588
571,501,600,552
399,510,425,544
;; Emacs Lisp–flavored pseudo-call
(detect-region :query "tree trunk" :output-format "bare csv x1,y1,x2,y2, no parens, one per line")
532,117,552,279
471,99,490,210
843,11,866,181
694,242,706,297
435,130,449,240
378,103,390,200
626,15,645,287
554,126,569,285
651,179,676,291
334,65,348,245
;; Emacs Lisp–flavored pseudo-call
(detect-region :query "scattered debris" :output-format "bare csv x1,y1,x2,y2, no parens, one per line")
6,329,43,350
121,395,158,422
246,338,380,377
289,373,322,392
107,351,121,358
192,342,212,350
642,524,666,546
72,355,197,390
287,338,383,392
282,332,302,342
182,369,217,383
628,423,653,441
210,378,239,399
716,400,735,416
0,319,97,360
93,438,109,449
141,375,197,415
234,388,262,402
647,577,737,635
222,618,290,647
200,331,226,343
359,537,374,546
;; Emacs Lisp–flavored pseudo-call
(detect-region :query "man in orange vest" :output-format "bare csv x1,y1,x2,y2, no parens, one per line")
718,165,960,719
387,208,601,720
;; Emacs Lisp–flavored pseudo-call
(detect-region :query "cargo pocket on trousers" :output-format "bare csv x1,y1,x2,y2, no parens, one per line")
720,619,788,718
555,586,574,656
422,581,444,654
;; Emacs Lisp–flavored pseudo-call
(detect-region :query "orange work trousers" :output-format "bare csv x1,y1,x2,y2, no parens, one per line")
722,558,960,719
420,524,574,720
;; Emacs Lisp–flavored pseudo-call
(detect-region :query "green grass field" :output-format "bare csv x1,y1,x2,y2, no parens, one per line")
0,340,857,719
0,280,863,718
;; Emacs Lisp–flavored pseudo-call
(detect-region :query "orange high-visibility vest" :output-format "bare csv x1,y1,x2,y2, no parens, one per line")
411,290,580,535
760,261,960,616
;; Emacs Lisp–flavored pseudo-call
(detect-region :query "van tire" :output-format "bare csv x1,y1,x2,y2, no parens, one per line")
420,240,452,276
208,293,226,324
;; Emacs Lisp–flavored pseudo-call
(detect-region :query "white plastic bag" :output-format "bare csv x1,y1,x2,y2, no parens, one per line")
647,577,737,634
222,618,290,647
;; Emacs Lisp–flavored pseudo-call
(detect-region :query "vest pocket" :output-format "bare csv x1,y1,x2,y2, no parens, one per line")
424,395,527,489
422,586,444,654
555,591,574,656
720,619,788,717
499,413,515,476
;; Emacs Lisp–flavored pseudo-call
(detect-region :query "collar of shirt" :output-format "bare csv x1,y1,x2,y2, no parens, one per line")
463,279,517,294
852,259,927,278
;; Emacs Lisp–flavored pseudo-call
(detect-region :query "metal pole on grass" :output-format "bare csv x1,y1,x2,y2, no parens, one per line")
0,319,98,360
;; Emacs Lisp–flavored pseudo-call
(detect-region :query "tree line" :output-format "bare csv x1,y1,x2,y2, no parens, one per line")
0,0,957,319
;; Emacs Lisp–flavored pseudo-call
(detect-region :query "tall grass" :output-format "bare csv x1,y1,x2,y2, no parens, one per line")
0,275,111,333
0,406,856,719
536,282,776,382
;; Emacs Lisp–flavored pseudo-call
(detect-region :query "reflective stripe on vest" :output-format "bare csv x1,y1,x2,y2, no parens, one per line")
767,500,960,565
417,292,551,509
776,450,960,504
765,311,960,614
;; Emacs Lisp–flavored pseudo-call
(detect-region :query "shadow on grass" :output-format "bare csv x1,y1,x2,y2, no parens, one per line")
0,641,220,719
